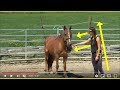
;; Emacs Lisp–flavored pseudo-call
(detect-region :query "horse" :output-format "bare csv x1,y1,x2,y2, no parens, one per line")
44,26,72,77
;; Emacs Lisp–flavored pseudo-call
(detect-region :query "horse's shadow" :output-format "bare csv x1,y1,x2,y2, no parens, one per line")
56,71,84,78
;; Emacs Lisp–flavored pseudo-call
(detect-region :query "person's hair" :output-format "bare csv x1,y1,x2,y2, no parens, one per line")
89,27,97,35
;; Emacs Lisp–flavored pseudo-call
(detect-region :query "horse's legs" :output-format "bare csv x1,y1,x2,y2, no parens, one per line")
54,55,59,73
56,59,59,73
44,48,49,72
63,56,68,77
48,60,53,72
44,55,48,72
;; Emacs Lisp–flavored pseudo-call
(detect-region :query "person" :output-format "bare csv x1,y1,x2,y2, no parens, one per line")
73,27,104,78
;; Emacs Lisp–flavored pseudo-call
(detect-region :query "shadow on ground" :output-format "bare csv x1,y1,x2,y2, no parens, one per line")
57,71,84,78
36,71,84,78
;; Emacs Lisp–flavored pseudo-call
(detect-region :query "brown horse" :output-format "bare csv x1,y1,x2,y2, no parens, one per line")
44,26,72,77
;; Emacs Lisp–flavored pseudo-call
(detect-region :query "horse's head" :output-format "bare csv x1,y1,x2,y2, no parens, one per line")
62,26,73,52
63,26,72,43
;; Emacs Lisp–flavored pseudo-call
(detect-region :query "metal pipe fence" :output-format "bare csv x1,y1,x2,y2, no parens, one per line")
0,28,120,61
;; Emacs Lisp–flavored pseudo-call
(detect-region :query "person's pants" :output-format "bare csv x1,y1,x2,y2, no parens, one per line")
92,53,104,76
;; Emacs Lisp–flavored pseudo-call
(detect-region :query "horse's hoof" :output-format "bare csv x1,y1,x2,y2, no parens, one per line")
54,70,58,74
49,71,54,74
64,75,68,78
64,74,68,78
44,69,47,72
52,71,57,74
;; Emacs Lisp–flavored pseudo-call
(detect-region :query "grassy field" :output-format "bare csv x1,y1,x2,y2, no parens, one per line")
0,12,120,47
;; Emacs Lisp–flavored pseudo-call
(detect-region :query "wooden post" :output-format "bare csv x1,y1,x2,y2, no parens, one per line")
40,16,46,39
88,16,92,28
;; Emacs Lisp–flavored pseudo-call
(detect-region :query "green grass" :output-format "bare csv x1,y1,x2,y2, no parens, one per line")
0,12,119,28
0,12,120,47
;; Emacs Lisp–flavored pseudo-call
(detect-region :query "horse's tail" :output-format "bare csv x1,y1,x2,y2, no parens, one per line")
47,53,54,70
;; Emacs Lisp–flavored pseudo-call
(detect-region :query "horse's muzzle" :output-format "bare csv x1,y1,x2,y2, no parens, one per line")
66,43,73,52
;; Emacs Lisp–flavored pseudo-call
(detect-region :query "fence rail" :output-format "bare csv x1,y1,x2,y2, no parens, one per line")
0,28,120,61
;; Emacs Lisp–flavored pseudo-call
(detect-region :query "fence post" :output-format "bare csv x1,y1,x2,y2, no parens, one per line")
25,29,27,60
57,29,59,35
57,27,60,35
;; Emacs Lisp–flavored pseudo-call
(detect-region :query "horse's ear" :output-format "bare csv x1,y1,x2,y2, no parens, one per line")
69,26,72,30
63,26,66,30
69,26,72,39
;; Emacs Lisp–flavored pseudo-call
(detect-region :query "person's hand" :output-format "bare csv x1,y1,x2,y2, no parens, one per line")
95,56,99,61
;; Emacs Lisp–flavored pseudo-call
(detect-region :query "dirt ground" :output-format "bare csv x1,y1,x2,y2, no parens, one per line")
0,59,120,78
